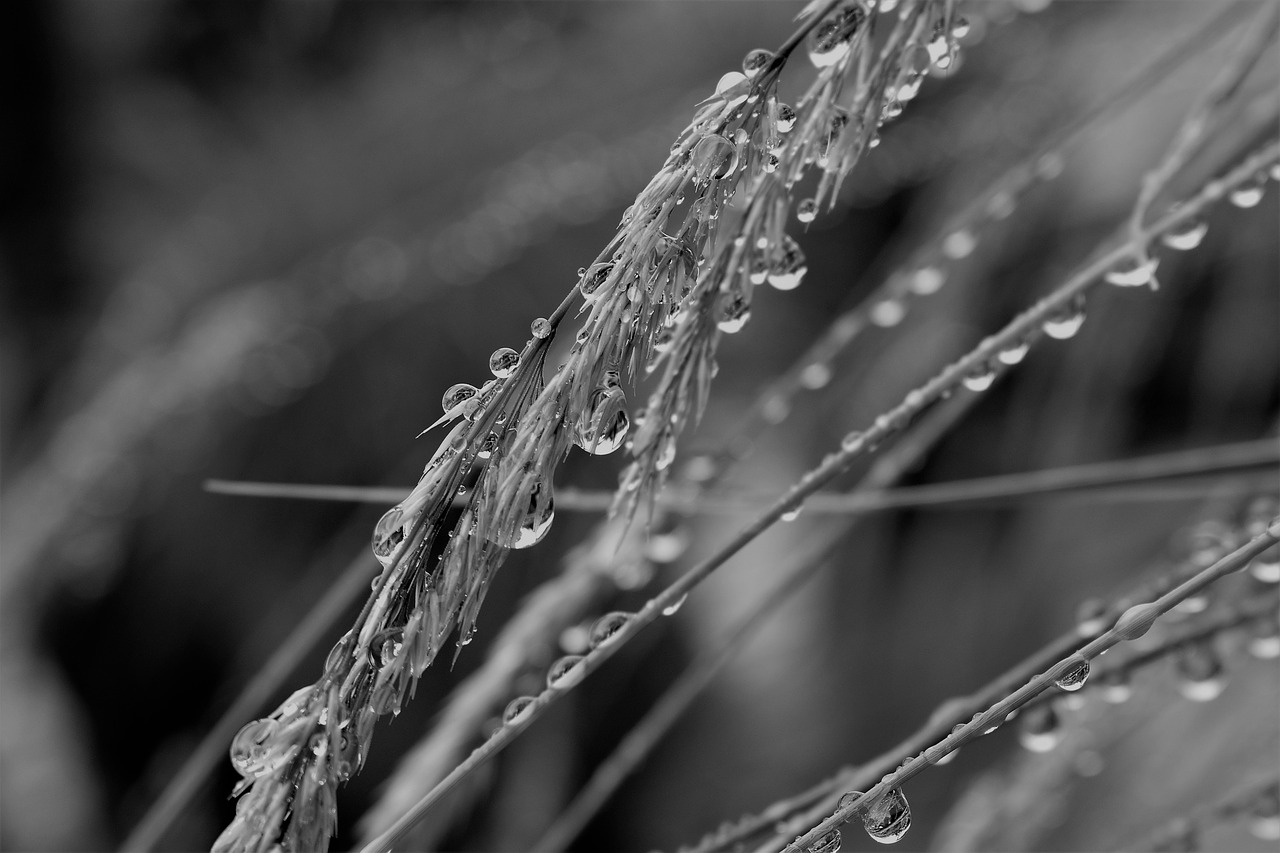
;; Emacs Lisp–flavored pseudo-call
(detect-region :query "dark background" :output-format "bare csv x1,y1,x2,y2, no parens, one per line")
1,1,1277,851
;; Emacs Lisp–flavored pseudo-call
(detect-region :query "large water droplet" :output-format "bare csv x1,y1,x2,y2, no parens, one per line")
863,787,911,844
1018,704,1061,752
767,236,807,290
512,482,555,549
1175,644,1225,702
1104,255,1158,288
1161,218,1207,251
581,262,614,299
489,347,520,379
589,611,632,649
1054,656,1090,692
715,71,749,106
230,718,278,777
716,293,751,333
503,695,536,725
442,383,478,413
546,655,586,690
807,3,867,68
1042,295,1086,340
575,386,630,455
809,828,841,853
691,134,739,185
742,48,773,78
372,506,407,566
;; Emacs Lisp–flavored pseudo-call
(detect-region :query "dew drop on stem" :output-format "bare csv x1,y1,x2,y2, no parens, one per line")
441,382,478,413
1249,545,1280,583
1228,172,1267,208
546,654,586,690
776,103,797,133
862,787,911,844
962,362,996,392
1054,656,1090,692
662,592,688,616
488,347,520,379
807,2,867,68
1161,218,1207,251
1248,613,1280,659
796,198,818,224
371,506,406,566
502,696,536,726
511,481,555,549
997,340,1029,365
808,828,841,853
588,611,633,649
1250,788,1280,840
742,48,773,78
691,134,738,185
1104,255,1158,288
1041,294,1085,340
767,235,807,290
1018,703,1061,752
574,386,630,455
715,293,751,334
530,318,552,339
230,718,277,777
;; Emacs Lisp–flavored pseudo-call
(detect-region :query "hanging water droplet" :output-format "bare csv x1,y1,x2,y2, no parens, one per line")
796,198,819,224
662,593,688,616
691,134,739,185
1175,643,1225,702
863,788,911,844
1055,656,1090,692
776,103,798,133
997,340,1029,365
962,361,997,392
908,266,945,295
1075,598,1108,637
1249,545,1280,583
781,505,803,522
1098,669,1132,704
477,432,500,460
881,99,903,121
575,386,630,455
441,383,478,413
1228,172,1267,208
1161,218,1208,251
767,236,807,290
372,506,407,566
580,262,614,299
230,718,278,777
841,430,865,453
1249,787,1280,840
951,16,971,38
764,153,781,173
531,318,552,339
809,828,841,853
589,611,632,649
1104,255,1159,288
870,299,906,327
742,48,773,78
511,481,555,549
503,695,536,726
943,229,976,259
716,293,751,333
546,655,586,690
1018,703,1061,752
1248,614,1280,659
807,3,867,68
1042,295,1085,340
488,347,520,379
801,362,833,389
715,71,749,107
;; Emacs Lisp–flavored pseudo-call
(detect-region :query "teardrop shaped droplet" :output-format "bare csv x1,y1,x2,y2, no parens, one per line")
997,340,1029,365
962,362,997,392
1054,656,1090,692
1175,643,1225,702
691,134,738,185
742,48,773,78
442,383,478,413
807,3,867,68
575,386,630,455
489,347,520,379
1161,218,1207,251
1104,255,1159,288
546,655,586,690
503,695,536,726
662,592,689,616
512,482,555,549
809,828,841,853
1018,703,1061,752
1042,295,1086,340
767,235,807,290
796,198,819,224
863,787,911,844
589,611,632,649
372,506,407,566
1228,173,1267,208
775,103,797,133
715,293,751,334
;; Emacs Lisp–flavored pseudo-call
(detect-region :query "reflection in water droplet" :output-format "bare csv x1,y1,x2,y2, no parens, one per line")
441,383,478,413
531,318,552,339
716,293,751,334
863,788,911,844
797,198,818,224
715,71,749,106
768,236,807,290
997,341,1029,365
691,134,739,185
230,719,279,777
809,828,841,853
372,506,407,566
1054,656,1090,692
512,482,555,549
962,363,996,392
489,347,520,379
589,611,633,649
575,387,630,455
743,48,773,78
546,655,586,690
807,3,867,68
503,696,536,725
776,103,797,133
1228,173,1267,208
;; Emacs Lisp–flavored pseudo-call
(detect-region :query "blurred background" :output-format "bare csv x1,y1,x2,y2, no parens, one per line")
1,1,1276,851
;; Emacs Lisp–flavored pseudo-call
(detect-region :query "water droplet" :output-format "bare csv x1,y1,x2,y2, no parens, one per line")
863,787,911,844
797,198,819,224
1018,703,1061,752
662,593,688,616
477,432,499,459
881,99,903,121
581,262,614,299
1248,614,1280,659
441,383,478,413
776,103,797,133
575,386,630,455
1104,255,1159,288
1228,172,1267,208
716,293,751,333
1054,656,1090,692
1075,598,1108,636
546,655,586,690
1042,295,1086,340
691,134,739,185
1098,669,1132,704
1175,644,1225,702
767,236,807,290
715,71,749,106
503,695,536,725
927,34,954,69
589,611,632,649
742,48,773,78
951,16,971,38
807,3,867,68
801,362,833,389
870,299,906,327
1161,218,1207,251
809,828,841,853
841,430,865,453
997,340,1029,365
1249,546,1280,583
511,482,555,549
763,153,781,173
962,362,996,392
372,506,407,566
230,719,278,777
489,347,520,379
943,229,976,259
908,266,945,295
531,318,552,339
781,505,803,522
1249,788,1280,840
